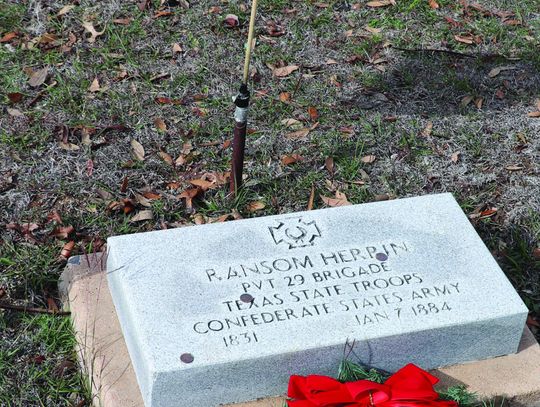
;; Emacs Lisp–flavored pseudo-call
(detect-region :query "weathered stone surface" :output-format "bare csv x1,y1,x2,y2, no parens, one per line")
60,253,540,407
105,193,528,407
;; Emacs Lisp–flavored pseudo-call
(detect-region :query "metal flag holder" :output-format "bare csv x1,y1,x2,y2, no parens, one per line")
229,0,259,196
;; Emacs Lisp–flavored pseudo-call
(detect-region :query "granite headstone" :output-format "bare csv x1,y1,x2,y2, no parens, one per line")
106,193,528,407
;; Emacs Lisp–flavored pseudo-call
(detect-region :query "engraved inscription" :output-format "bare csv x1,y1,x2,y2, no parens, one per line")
192,240,465,349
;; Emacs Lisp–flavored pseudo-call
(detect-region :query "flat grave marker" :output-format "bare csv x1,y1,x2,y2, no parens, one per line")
106,193,528,407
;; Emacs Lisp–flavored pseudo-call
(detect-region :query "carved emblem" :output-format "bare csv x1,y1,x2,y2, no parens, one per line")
268,217,322,249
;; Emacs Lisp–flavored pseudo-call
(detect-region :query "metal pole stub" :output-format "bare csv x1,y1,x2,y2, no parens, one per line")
230,84,251,195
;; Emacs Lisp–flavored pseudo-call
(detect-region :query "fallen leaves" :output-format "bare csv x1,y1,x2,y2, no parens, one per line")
454,34,474,45
272,65,299,77
113,17,133,25
266,20,286,37
28,67,49,87
60,241,75,258
246,200,265,212
428,0,439,9
321,191,351,207
366,0,395,7
155,96,184,105
361,155,376,164
420,121,433,137
154,118,167,131
281,154,303,165
224,14,239,28
130,209,153,222
179,187,203,212
7,92,23,104
57,5,76,16
308,106,319,121
131,139,145,161
450,151,461,163
488,66,514,78
82,21,105,43
285,123,318,139
172,43,183,55
88,77,100,92
0,32,18,43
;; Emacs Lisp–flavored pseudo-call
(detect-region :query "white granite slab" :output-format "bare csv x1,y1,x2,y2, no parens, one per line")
106,193,528,407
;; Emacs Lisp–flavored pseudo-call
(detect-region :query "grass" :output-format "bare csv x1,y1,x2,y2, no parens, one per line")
1,0,539,404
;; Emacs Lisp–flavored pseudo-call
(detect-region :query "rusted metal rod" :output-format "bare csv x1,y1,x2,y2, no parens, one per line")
230,84,250,194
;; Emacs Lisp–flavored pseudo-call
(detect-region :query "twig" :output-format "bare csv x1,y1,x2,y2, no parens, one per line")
392,46,514,61
291,66,304,99
0,301,71,316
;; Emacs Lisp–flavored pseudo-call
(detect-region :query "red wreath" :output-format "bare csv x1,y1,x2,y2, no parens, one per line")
288,363,458,407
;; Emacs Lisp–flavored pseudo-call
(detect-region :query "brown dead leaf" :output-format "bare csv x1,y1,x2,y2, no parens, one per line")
479,208,497,218
321,191,351,207
60,241,75,258
474,97,484,109
172,43,183,55
8,92,23,104
450,151,461,163
143,192,161,200
454,34,474,44
307,184,315,210
281,118,303,129
131,139,145,161
130,210,153,222
0,32,17,43
224,14,239,28
366,0,395,7
308,106,319,121
57,5,76,16
179,187,202,211
82,21,105,43
189,178,215,190
428,0,439,9
281,154,303,165
285,128,311,139
154,10,174,18
154,118,167,131
279,92,291,102
527,111,540,118
28,67,48,87
59,141,80,151
134,193,152,207
460,95,474,107
505,164,523,171
246,200,265,212
88,77,100,92
420,121,433,137
273,65,299,77
325,157,334,175
113,18,133,25
361,155,376,164
7,108,24,117
46,297,59,313
158,151,173,165
120,176,129,193
50,225,74,239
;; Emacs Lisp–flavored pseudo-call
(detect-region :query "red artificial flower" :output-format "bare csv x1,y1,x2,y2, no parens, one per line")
288,364,458,407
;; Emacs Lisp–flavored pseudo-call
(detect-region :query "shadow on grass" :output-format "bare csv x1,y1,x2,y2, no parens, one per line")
341,53,540,116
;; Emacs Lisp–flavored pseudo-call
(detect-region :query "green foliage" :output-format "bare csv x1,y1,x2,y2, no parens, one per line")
337,359,387,383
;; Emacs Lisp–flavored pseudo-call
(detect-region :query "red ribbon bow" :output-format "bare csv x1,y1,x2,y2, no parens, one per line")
287,364,458,407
